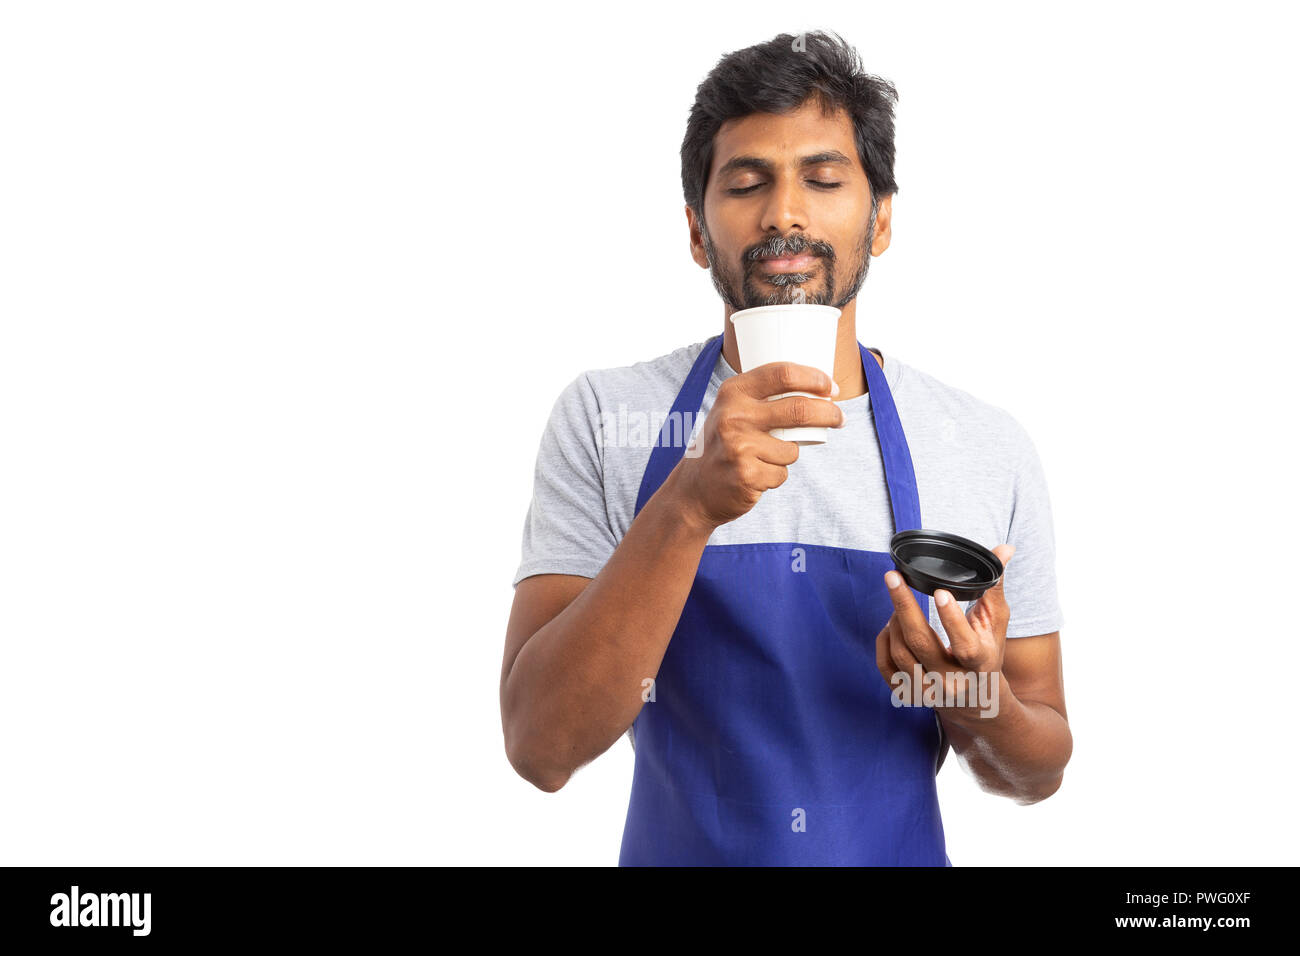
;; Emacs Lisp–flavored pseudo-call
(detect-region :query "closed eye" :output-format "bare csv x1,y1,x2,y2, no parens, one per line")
727,181,844,195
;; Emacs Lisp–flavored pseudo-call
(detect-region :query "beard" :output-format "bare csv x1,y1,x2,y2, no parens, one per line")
700,201,878,310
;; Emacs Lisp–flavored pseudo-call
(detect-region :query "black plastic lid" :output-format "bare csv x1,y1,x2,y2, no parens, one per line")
889,529,1003,602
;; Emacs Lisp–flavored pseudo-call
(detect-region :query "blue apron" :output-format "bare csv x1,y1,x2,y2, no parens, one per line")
618,333,951,866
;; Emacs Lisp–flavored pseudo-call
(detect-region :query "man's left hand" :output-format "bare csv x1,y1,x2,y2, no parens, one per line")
874,544,1015,720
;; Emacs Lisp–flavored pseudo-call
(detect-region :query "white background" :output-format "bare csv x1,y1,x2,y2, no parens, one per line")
2,1,1296,865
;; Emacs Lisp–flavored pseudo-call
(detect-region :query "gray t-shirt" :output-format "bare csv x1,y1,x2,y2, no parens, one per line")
513,338,1064,642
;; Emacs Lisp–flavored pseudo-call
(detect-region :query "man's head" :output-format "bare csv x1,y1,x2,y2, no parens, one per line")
681,31,899,310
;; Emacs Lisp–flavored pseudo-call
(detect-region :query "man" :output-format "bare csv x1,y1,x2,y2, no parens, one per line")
500,30,1071,866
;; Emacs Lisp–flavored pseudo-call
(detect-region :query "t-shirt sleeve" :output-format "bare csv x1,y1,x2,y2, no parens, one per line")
1001,421,1066,638
512,372,618,588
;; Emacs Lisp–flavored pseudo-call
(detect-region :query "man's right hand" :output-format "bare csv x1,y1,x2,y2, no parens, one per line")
669,362,843,531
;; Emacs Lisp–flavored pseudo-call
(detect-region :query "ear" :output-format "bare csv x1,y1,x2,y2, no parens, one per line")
686,205,710,269
870,193,893,257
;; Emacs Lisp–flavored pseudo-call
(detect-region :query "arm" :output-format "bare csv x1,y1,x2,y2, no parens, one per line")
877,549,1072,806
937,415,1070,802
500,467,713,792
938,631,1072,804
501,362,844,792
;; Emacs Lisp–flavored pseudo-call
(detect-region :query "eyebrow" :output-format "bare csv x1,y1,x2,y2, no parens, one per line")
715,150,856,179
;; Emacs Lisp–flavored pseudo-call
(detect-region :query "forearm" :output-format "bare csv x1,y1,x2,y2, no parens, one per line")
502,466,714,789
939,683,1073,804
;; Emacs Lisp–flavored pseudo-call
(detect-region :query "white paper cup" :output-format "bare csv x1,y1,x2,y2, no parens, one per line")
729,303,841,445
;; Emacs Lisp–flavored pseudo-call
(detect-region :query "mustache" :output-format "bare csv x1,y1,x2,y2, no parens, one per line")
744,234,836,263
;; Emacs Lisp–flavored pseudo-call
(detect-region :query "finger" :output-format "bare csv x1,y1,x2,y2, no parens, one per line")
970,543,1015,630
883,570,949,670
986,544,1015,601
754,393,845,431
875,617,895,685
934,588,980,664
736,361,835,401
750,459,790,492
751,431,801,466
888,615,921,678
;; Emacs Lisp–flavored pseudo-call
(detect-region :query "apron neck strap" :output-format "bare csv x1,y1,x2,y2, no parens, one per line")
860,342,922,535
634,334,722,516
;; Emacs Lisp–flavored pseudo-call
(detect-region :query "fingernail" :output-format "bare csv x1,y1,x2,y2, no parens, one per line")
830,380,840,397
935,589,951,608
885,571,902,589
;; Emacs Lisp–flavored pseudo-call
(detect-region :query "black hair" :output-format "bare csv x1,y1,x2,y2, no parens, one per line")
680,30,899,220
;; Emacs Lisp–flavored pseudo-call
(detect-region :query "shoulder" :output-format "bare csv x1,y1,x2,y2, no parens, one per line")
539,339,713,449
575,339,712,412
889,355,1039,466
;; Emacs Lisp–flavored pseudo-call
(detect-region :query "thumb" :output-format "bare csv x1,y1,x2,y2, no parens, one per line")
988,543,1014,594
991,543,1015,579
977,543,1015,616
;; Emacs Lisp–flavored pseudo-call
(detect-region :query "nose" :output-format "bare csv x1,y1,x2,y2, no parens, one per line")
759,173,808,237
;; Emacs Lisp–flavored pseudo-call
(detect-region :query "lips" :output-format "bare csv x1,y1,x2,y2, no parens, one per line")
757,254,817,273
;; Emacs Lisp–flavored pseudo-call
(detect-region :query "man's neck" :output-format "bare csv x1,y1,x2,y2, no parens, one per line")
721,299,875,401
